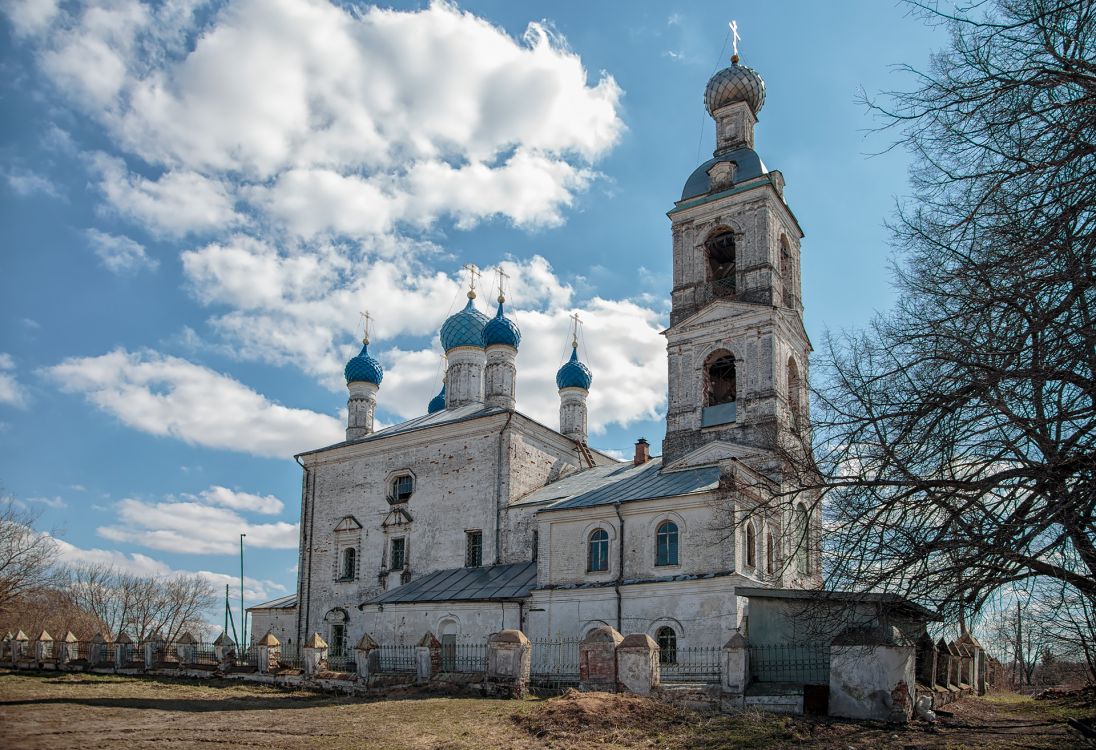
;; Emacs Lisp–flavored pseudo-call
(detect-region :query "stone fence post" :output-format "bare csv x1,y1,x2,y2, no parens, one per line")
59,631,79,665
176,631,197,665
579,625,623,692
89,632,110,667
959,632,987,696
302,633,328,677
35,631,53,665
115,632,133,669
416,632,440,684
144,632,164,669
829,626,916,723
616,634,659,696
721,630,750,709
12,630,28,666
213,632,236,669
256,631,281,674
1,632,11,662
915,632,937,689
486,629,531,697
354,633,379,682
934,638,951,690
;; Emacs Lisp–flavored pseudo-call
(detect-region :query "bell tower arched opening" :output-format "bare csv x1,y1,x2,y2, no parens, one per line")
705,229,736,298
701,351,737,427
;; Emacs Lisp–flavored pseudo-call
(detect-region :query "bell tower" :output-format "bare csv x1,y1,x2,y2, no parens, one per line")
662,52,810,466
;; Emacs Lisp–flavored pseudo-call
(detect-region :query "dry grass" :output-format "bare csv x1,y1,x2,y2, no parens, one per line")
0,671,1087,750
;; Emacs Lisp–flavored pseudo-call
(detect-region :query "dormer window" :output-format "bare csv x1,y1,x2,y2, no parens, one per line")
389,473,414,503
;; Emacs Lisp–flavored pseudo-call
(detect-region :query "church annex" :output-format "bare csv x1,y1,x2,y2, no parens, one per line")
251,53,822,660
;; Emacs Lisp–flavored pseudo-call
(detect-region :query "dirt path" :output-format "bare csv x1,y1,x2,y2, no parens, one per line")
0,671,1089,749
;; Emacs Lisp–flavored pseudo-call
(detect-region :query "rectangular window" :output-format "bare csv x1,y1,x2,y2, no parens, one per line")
331,623,345,657
390,537,406,570
391,475,413,501
465,530,483,568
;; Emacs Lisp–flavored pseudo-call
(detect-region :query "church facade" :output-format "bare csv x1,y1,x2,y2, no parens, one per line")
251,55,821,658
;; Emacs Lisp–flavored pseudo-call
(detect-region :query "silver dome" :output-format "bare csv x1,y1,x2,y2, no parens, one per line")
704,62,765,116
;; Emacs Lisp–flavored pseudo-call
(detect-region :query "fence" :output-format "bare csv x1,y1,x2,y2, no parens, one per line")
192,644,218,665
327,652,355,673
530,638,580,692
441,642,486,673
376,644,416,673
659,645,722,684
749,643,829,685
278,643,303,670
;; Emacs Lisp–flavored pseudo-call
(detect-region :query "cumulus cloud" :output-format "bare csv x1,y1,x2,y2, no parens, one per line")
97,496,297,554
86,228,158,274
52,536,287,602
44,349,343,458
0,353,30,408
195,485,284,515
4,167,62,199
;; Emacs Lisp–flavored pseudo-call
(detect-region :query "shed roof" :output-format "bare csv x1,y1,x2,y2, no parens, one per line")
539,458,721,511
735,586,941,621
247,594,297,611
364,562,536,605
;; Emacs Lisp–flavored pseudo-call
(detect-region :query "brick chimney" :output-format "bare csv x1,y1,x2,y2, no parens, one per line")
633,438,651,466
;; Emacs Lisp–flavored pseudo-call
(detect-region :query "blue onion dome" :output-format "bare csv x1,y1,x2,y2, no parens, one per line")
482,296,521,349
556,344,593,390
427,384,446,414
344,338,383,385
440,293,490,351
704,57,765,116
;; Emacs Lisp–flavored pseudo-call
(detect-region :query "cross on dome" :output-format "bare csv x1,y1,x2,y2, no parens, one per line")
462,262,481,299
729,20,741,61
495,266,510,303
358,310,373,344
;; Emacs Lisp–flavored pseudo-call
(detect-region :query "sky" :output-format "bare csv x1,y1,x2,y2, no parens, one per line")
0,0,949,629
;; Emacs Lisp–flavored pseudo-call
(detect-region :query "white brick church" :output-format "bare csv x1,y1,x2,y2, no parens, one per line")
251,54,821,658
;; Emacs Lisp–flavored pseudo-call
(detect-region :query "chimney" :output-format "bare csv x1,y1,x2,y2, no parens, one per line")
633,438,651,466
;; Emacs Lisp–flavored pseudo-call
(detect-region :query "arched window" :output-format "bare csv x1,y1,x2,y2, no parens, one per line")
588,529,609,573
795,504,812,575
655,521,679,566
389,473,414,503
656,626,677,664
780,237,794,307
787,358,802,417
706,354,737,406
324,609,348,657
745,523,756,568
706,230,736,297
341,548,356,580
766,530,776,575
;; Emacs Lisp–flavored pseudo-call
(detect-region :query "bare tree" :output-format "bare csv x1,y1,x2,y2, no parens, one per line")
736,0,1096,628
0,494,59,614
67,564,214,640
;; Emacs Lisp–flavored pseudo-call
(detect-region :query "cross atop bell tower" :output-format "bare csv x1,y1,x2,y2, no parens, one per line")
662,50,810,466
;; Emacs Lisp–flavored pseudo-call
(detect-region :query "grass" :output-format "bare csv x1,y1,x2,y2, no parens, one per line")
0,670,1087,749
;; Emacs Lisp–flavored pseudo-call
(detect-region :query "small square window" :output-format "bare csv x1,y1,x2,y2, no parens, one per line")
465,530,482,568
390,537,407,570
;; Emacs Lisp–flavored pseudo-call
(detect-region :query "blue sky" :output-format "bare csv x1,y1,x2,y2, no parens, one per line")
0,1,947,626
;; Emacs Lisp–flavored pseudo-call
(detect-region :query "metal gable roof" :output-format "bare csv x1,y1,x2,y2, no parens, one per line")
364,561,537,605
247,594,297,611
544,458,721,511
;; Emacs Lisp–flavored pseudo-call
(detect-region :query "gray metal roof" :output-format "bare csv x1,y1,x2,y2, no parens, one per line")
544,458,721,511
297,403,503,456
247,594,297,611
364,562,537,605
735,587,941,621
680,147,767,201
513,462,633,506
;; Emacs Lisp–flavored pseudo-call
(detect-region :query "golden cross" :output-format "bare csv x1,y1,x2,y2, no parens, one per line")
569,311,582,347
359,310,373,342
462,263,481,293
729,20,741,60
495,266,511,301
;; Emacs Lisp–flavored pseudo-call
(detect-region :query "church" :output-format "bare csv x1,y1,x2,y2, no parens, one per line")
250,52,820,659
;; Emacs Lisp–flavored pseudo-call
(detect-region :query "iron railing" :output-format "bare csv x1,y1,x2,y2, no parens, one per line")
376,644,416,673
327,653,355,673
441,642,486,673
277,644,303,670
749,643,829,685
530,638,581,691
659,645,722,684
192,644,218,665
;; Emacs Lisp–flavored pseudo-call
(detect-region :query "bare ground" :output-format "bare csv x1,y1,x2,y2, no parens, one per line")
0,671,1090,750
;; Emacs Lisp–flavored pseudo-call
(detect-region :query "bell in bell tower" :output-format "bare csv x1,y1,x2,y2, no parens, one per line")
661,44,810,467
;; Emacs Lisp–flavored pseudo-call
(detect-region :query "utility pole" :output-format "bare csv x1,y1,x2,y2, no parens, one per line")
240,533,247,651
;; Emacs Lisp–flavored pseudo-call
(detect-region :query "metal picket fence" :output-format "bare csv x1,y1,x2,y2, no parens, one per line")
193,643,218,665
530,637,581,692
749,643,829,685
659,644,722,684
441,642,486,673
376,644,416,673
277,643,303,670
327,652,355,673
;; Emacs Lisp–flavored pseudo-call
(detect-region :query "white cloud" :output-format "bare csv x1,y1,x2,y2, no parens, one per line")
44,348,343,458
0,353,30,408
196,485,284,515
51,536,287,602
18,0,622,238
4,167,62,199
86,228,158,274
91,154,238,237
3,0,59,37
25,496,68,509
97,497,297,555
